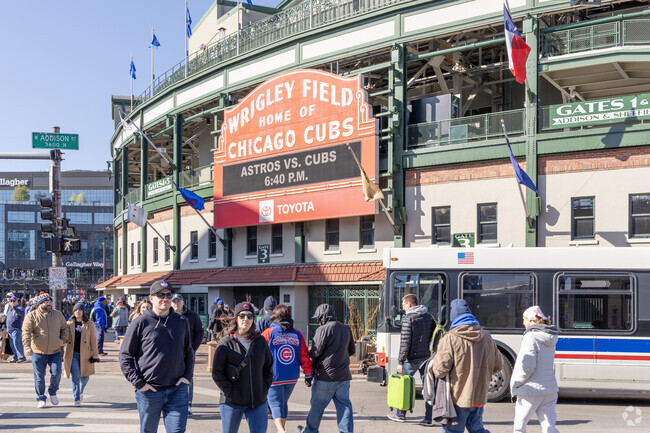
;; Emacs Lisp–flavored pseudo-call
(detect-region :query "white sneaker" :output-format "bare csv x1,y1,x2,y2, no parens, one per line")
50,395,59,405
74,401,81,407
37,400,46,409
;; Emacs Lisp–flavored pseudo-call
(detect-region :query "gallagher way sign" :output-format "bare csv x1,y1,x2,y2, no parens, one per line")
548,93,650,129
33,132,79,149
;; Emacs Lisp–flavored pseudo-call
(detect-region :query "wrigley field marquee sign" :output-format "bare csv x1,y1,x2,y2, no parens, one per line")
213,69,378,228
549,93,650,129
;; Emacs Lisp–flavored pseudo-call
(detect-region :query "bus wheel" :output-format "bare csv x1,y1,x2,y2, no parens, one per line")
488,353,512,402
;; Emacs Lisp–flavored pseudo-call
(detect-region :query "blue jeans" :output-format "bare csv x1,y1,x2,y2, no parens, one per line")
31,352,62,402
70,352,89,402
268,383,296,419
95,325,105,353
443,406,489,433
220,401,268,433
8,329,25,361
114,326,126,342
397,358,433,420
305,379,353,433
135,383,189,433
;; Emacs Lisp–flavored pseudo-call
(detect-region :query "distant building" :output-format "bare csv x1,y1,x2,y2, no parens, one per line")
0,171,114,300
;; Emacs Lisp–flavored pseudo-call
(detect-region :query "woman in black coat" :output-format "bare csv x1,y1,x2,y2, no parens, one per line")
212,302,273,433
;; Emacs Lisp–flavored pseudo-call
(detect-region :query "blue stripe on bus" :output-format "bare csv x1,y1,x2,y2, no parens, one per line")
557,337,650,353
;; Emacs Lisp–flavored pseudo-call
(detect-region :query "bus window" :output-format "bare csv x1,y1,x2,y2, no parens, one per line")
556,273,634,331
461,273,536,329
391,273,445,327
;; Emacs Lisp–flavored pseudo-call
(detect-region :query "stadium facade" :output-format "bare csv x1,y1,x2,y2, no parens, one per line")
102,0,650,337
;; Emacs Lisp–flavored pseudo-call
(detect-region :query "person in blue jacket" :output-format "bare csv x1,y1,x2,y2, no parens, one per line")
91,297,108,356
262,304,313,433
6,296,26,362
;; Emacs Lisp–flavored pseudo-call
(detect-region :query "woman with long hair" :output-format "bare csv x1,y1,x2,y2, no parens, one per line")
511,306,560,433
63,302,99,406
129,299,152,322
262,304,313,433
212,302,273,433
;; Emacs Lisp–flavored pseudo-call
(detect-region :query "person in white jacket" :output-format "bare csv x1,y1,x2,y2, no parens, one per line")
510,306,560,433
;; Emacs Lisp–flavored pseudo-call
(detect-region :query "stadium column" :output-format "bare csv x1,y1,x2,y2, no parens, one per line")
112,158,120,276
391,43,406,248
294,223,304,264
173,114,183,270
140,132,148,273
524,16,539,247
121,147,129,275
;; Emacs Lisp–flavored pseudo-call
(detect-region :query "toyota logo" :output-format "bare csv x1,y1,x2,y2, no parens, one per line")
261,205,272,216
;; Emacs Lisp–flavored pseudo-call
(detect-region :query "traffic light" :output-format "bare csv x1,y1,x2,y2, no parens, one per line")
40,195,56,235
60,218,80,256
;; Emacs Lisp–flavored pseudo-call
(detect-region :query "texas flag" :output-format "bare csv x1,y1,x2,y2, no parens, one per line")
503,3,531,84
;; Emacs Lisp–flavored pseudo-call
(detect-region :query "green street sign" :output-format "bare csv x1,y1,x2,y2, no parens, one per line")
548,93,650,129
453,233,475,248
258,244,270,264
32,132,79,150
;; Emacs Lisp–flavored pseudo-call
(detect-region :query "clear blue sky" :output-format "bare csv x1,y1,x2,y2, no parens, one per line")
0,0,279,173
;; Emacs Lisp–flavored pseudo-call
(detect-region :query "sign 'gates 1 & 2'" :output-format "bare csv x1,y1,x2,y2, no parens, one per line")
213,69,378,228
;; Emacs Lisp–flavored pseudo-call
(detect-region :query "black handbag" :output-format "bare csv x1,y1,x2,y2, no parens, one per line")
225,341,254,382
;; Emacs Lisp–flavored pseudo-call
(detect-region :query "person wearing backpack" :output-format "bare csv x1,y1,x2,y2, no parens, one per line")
387,293,435,426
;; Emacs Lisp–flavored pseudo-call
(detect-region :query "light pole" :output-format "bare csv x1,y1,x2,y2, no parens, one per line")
102,241,106,282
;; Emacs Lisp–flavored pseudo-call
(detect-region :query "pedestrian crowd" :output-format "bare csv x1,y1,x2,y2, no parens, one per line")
1,286,559,433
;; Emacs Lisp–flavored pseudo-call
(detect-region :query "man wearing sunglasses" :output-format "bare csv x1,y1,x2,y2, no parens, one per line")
119,280,194,433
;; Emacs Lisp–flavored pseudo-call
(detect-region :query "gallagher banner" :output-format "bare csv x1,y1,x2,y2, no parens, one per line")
213,69,378,228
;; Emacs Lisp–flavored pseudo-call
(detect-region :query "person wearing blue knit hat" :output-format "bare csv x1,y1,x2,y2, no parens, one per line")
430,299,503,433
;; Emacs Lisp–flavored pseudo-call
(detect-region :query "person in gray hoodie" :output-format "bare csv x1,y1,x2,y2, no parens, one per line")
510,306,559,433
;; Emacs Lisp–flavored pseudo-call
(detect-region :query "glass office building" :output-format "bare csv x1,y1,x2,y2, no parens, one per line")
0,171,114,299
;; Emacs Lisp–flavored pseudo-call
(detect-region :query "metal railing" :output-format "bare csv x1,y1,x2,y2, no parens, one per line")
541,19,650,57
407,109,525,149
179,164,213,189
135,0,411,107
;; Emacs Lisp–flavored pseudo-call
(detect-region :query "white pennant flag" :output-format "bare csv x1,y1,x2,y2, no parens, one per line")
128,204,148,227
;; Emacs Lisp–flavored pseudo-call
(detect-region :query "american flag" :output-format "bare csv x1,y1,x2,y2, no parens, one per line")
458,252,474,264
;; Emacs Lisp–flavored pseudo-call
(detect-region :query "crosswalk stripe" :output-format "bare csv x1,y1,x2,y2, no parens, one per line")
14,411,140,420
32,424,140,432
0,401,112,407
0,393,95,399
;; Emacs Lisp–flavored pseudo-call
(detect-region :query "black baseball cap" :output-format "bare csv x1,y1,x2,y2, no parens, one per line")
150,280,175,295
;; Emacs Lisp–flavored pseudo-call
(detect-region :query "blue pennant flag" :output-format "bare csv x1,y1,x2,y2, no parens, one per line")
172,181,204,211
505,136,539,195
246,0,254,8
130,59,136,79
186,7,192,37
151,34,160,47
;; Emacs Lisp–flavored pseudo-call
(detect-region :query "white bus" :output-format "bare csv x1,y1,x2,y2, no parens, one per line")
377,247,650,401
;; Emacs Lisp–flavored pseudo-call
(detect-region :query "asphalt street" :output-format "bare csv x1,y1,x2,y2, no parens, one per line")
0,372,648,433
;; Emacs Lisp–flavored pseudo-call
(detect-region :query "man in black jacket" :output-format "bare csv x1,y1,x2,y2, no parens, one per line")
171,294,203,415
119,280,194,433
388,293,435,425
297,303,355,433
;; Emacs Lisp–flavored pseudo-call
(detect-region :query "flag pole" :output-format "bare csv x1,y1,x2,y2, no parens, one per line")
345,144,399,235
169,180,226,246
118,107,176,170
500,119,532,227
115,188,176,252
151,28,155,95
237,0,240,55
185,0,189,78
130,54,133,111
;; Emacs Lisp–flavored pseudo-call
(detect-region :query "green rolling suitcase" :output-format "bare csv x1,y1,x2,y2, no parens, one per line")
387,373,415,412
